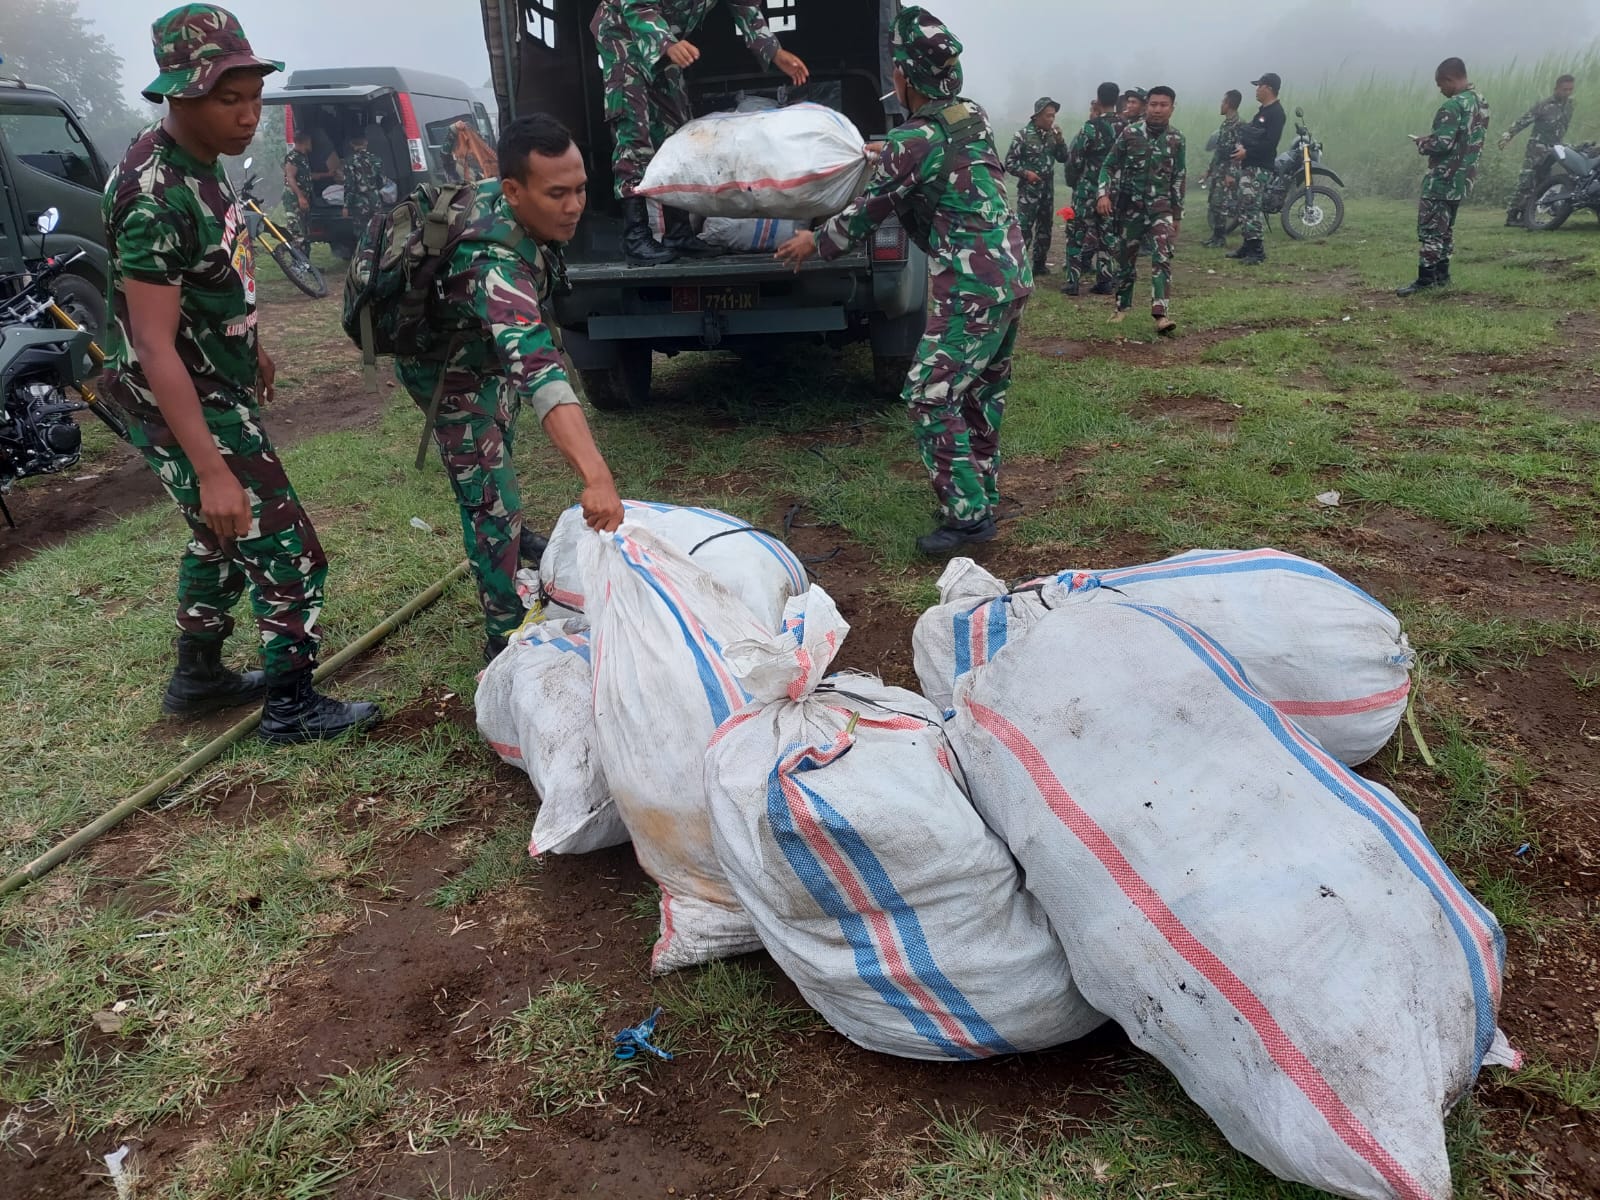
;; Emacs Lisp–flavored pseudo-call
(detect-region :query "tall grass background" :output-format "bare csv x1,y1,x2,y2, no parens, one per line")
1298,47,1600,203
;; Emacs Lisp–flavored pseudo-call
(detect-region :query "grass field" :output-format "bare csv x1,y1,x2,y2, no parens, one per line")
1,200,1598,1199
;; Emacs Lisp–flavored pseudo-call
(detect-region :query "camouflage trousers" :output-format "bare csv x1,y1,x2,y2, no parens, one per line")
1418,196,1461,268
1015,185,1055,269
415,375,526,639
598,36,693,198
1507,143,1550,219
130,400,326,677
280,195,309,249
1236,166,1271,240
1066,182,1114,286
1113,212,1176,315
903,298,1026,522
1207,168,1240,229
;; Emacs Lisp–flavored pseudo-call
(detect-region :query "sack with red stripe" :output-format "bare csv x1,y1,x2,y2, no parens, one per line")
475,617,629,857
916,549,1414,765
948,601,1514,1200
540,500,807,631
704,587,1103,1059
580,525,769,972
637,103,869,219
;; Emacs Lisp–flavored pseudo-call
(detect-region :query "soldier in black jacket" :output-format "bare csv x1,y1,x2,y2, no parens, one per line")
1228,72,1286,264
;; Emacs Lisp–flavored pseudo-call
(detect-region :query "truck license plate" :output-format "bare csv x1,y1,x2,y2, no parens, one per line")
672,285,759,313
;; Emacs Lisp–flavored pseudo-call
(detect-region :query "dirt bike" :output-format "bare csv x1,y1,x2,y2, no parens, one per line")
0,210,130,527
1225,107,1346,240
1522,141,1600,231
234,157,329,299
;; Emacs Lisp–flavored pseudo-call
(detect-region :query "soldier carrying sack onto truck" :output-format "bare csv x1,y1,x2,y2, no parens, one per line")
774,5,1032,558
590,0,811,265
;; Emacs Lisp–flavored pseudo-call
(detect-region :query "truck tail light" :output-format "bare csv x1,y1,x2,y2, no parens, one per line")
872,220,908,263
283,106,295,146
396,93,428,174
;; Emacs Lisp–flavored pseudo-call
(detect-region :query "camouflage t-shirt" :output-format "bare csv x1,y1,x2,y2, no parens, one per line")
1005,122,1067,186
1209,114,1242,173
1418,86,1491,201
1099,119,1187,219
1506,95,1571,149
282,147,313,212
102,123,260,424
817,97,1033,315
342,147,385,216
1067,113,1118,193
590,0,778,71
394,180,578,421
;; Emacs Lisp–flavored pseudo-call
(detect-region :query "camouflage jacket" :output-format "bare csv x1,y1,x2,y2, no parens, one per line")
1004,121,1067,189
590,0,778,70
1418,86,1491,201
1066,113,1119,193
1207,114,1241,176
1505,95,1572,149
1099,119,1187,219
394,181,577,420
282,147,312,209
816,97,1032,315
102,124,260,424
342,148,385,213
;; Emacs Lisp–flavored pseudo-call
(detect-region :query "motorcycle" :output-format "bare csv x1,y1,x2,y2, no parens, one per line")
0,210,130,528
234,157,329,299
1522,141,1600,231
1226,107,1347,240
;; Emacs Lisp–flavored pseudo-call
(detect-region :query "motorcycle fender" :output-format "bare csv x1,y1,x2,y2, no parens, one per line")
1311,166,1345,187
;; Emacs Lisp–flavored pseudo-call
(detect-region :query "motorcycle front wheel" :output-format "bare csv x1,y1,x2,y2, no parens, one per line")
1281,185,1345,239
269,242,329,298
1524,183,1573,231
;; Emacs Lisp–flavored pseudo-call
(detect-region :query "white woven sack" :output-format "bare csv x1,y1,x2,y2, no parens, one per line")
637,103,869,219
475,618,629,856
705,587,1102,1059
699,216,808,253
541,500,806,630
580,525,768,973
948,601,1512,1200
915,550,1414,765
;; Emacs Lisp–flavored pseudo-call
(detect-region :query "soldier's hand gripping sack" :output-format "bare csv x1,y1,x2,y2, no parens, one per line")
637,103,870,220
947,601,1513,1200
704,588,1104,1060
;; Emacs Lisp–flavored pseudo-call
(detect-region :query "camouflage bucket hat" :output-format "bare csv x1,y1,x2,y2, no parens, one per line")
141,4,284,104
1033,96,1061,115
891,6,964,100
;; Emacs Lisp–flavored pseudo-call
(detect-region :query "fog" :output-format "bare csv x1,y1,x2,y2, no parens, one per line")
72,0,1600,119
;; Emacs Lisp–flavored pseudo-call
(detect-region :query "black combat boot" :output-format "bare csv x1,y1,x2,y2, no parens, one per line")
485,634,510,665
622,197,676,266
519,527,549,564
1033,260,1052,277
915,514,998,557
258,670,382,745
162,634,268,716
1202,226,1228,248
1396,262,1437,297
1233,238,1266,264
1225,240,1251,259
1504,211,1524,228
663,206,720,258
1060,280,1080,296
1435,258,1452,288
1089,275,1116,295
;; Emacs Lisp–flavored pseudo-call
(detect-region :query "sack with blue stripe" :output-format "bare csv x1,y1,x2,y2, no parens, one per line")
580,525,771,973
541,500,807,632
948,601,1516,1200
699,217,808,254
704,587,1104,1060
915,549,1414,766
475,617,629,857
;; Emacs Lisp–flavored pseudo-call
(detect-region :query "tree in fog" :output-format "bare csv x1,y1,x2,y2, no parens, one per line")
1,0,149,153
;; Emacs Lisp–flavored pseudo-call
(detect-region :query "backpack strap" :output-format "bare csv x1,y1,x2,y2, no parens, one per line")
359,305,378,391
413,332,468,471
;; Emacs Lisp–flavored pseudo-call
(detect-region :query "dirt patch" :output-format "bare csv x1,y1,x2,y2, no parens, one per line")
1131,390,1242,434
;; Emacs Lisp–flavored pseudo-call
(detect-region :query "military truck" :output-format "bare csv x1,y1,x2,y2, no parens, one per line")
477,0,926,409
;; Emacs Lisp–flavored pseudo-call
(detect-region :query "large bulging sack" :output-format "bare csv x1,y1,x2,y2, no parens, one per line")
475,618,629,856
948,601,1511,1200
637,103,869,219
705,588,1103,1059
916,550,1413,765
541,500,806,631
580,526,768,972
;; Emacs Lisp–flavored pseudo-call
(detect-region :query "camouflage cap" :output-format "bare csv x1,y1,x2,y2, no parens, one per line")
891,6,964,100
141,4,283,104
1033,96,1061,115
1124,87,1149,103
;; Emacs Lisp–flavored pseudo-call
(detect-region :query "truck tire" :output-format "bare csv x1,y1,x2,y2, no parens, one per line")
580,343,652,412
50,273,107,342
872,354,912,399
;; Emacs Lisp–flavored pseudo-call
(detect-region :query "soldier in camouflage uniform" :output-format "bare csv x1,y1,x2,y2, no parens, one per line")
1398,58,1490,296
108,3,379,743
589,0,809,264
775,6,1031,556
394,115,625,662
281,130,313,253
1061,82,1121,297
1202,89,1243,248
1098,85,1186,335
1498,74,1575,226
1005,97,1066,275
340,129,385,226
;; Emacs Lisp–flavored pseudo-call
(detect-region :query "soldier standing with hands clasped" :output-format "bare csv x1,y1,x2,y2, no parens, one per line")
1202,89,1243,249
1499,74,1575,226
1005,97,1067,277
1398,58,1490,297
1098,85,1185,336
1229,72,1285,265
773,6,1032,557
